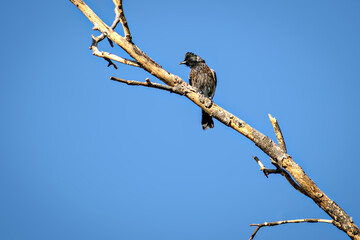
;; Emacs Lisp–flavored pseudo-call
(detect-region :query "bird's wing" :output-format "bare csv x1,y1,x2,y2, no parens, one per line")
210,68,217,88
189,69,194,86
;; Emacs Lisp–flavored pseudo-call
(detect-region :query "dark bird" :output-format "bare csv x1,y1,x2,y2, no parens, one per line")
180,52,217,130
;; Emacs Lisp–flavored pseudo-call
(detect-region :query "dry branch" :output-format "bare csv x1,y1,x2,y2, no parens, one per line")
268,114,287,152
249,219,334,240
110,77,182,94
252,115,309,196
113,0,132,42
91,44,140,68
69,1,360,239
88,0,138,68
253,155,309,196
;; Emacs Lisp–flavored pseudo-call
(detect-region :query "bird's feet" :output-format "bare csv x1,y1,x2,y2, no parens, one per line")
198,94,213,108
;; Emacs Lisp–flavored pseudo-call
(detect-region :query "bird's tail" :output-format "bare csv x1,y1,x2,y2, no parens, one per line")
201,110,214,130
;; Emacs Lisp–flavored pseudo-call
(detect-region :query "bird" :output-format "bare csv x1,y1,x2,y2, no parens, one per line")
179,52,217,130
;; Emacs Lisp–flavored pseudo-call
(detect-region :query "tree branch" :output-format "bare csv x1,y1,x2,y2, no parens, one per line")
88,0,138,68
91,42,140,68
113,0,132,42
253,156,280,178
268,114,287,152
253,156,309,196
110,77,183,94
254,115,310,197
249,219,334,240
69,1,360,239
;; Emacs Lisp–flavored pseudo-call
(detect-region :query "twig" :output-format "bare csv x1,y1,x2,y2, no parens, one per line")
253,156,281,178
110,77,182,94
113,0,132,42
268,114,287,152
105,58,118,69
253,156,309,196
91,41,140,68
91,0,123,44
254,157,309,197
249,219,334,240
249,225,261,240
89,0,137,68
267,114,309,196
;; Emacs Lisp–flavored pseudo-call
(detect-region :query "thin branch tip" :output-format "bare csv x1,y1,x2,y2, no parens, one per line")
268,113,275,121
249,218,334,240
110,76,182,95
253,156,270,177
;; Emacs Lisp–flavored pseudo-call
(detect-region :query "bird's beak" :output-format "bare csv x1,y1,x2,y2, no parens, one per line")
179,60,186,65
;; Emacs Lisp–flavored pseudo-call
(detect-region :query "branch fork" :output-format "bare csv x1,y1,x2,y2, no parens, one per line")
253,115,309,196
89,0,138,69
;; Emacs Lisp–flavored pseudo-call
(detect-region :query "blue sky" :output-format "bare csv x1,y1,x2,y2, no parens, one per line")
1,0,359,239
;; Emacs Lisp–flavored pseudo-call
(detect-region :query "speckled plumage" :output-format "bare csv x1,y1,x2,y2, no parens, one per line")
180,52,217,130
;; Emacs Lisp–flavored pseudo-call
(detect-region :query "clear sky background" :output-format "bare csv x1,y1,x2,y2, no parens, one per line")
1,0,359,239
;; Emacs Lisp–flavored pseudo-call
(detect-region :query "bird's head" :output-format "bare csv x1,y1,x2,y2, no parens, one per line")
179,52,205,67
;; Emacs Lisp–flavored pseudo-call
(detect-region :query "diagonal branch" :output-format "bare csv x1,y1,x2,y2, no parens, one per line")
69,1,360,239
249,218,334,240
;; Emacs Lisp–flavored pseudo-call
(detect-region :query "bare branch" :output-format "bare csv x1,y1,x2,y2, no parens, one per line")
69,1,360,239
253,156,266,172
248,225,261,240
266,114,309,195
253,156,281,178
110,77,182,94
269,114,287,152
88,0,138,68
113,0,132,42
92,0,123,44
91,41,140,67
249,219,334,240
253,156,309,197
